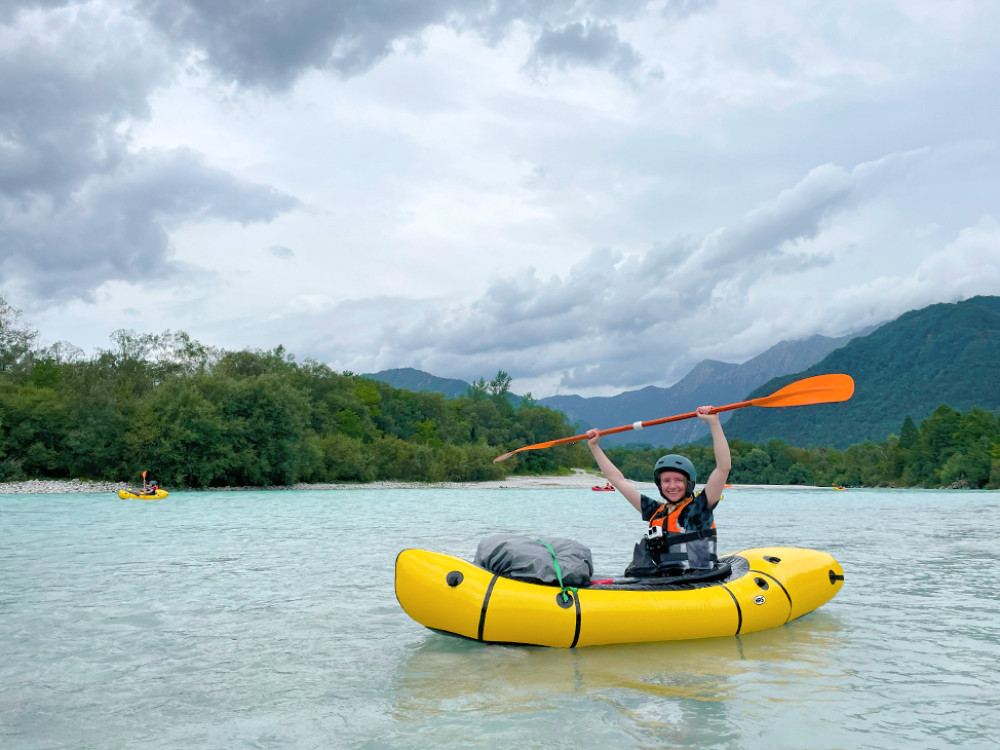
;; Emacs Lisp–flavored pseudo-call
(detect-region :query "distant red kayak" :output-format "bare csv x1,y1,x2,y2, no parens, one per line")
591,486,615,492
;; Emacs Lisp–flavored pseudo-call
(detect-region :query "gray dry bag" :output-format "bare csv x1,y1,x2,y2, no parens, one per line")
474,534,594,586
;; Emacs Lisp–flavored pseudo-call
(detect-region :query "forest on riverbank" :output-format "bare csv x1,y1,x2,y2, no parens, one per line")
2,299,998,489
608,403,1000,490
0,317,587,486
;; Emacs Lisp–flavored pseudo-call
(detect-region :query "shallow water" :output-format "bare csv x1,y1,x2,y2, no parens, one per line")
2,487,999,749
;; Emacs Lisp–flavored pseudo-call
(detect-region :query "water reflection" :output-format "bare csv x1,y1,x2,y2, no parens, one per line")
386,612,847,748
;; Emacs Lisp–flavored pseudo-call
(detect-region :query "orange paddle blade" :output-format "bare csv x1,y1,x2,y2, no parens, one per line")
493,437,577,463
493,373,855,463
749,373,854,408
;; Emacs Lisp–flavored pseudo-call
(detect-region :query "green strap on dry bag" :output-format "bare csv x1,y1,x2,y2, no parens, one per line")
536,539,578,604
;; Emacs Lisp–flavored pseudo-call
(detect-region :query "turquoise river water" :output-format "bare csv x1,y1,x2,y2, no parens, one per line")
2,486,999,749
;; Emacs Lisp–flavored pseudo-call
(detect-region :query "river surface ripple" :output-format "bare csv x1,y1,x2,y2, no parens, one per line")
2,487,999,749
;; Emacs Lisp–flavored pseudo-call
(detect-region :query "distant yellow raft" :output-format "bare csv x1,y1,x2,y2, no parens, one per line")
395,546,844,648
117,489,169,500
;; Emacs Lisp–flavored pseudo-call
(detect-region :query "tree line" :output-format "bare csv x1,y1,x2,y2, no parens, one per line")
0,327,588,487
2,298,997,489
606,403,1000,489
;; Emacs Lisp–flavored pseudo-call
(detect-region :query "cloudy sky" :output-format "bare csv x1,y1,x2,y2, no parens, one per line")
3,0,999,397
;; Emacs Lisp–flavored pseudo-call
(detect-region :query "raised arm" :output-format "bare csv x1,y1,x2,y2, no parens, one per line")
697,406,732,509
586,429,643,512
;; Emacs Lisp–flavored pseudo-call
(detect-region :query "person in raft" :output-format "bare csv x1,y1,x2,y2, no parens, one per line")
586,406,732,577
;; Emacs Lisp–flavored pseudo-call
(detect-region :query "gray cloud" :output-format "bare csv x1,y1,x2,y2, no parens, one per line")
0,0,73,25
1,2,300,302
269,245,295,260
137,0,651,89
526,21,643,78
1,148,301,300
0,6,166,197
138,0,437,89
661,0,717,21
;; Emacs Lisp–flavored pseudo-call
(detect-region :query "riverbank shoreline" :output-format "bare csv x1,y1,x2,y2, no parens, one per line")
0,470,841,495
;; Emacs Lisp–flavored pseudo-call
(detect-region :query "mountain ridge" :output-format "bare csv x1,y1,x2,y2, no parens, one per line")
538,330,867,446
366,329,866,446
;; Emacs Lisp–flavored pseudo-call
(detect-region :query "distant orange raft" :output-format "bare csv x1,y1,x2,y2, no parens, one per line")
395,546,845,648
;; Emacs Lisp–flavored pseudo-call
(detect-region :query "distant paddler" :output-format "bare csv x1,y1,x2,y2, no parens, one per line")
117,470,169,500
141,470,159,496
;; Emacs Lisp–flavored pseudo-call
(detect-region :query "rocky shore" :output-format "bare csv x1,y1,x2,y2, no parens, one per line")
0,479,132,494
0,472,842,495
0,478,339,494
0,469,626,495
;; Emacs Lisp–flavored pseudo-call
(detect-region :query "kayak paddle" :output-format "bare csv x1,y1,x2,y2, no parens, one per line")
493,373,855,463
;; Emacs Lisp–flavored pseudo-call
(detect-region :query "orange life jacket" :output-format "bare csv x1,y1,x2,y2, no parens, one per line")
646,495,717,570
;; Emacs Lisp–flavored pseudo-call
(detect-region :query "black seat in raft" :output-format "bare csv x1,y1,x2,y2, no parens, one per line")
586,555,747,591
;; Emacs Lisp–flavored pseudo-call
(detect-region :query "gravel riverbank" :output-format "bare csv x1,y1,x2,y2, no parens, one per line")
0,479,133,494
0,470,629,495
0,474,833,495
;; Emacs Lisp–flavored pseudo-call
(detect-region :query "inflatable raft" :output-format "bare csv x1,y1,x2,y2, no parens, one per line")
395,546,844,647
117,488,169,500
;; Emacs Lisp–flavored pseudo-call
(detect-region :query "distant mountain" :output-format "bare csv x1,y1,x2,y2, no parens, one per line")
724,296,1000,449
363,368,473,399
366,331,865,448
538,331,865,447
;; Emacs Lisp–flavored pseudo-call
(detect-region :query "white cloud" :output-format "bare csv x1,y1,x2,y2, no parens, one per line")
914,216,1000,294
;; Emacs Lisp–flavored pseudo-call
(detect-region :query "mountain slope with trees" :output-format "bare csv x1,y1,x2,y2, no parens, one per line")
362,367,472,399
724,296,1000,449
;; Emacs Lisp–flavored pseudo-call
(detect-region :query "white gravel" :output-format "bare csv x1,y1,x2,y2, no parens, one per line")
0,471,827,495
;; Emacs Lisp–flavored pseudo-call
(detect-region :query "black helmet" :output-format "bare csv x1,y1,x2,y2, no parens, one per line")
653,454,696,497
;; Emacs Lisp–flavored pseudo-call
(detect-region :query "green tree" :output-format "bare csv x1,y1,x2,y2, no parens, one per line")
839,441,885,486
987,443,1000,489
786,461,814,485
899,415,918,448
488,370,512,401
905,405,962,486
731,445,771,484
466,378,488,402
0,296,39,380
938,408,998,488
128,377,230,487
0,384,68,477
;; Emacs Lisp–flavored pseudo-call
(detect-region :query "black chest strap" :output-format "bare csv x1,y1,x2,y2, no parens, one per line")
661,527,717,546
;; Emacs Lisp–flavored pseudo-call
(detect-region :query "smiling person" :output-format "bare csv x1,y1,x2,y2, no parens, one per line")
586,406,732,577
